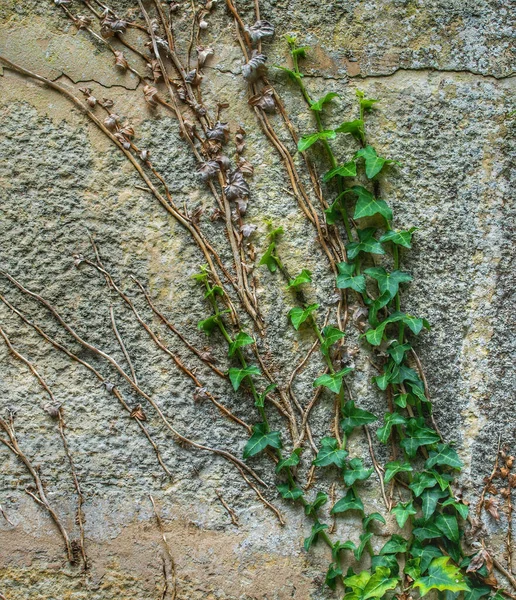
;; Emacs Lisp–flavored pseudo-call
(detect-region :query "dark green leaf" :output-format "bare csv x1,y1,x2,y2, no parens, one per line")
310,92,339,112
255,382,277,408
409,472,439,497
331,487,364,514
228,365,261,391
298,130,337,152
442,498,469,520
435,513,459,543
243,422,281,458
332,540,356,560
336,261,366,293
259,242,279,272
346,227,385,260
325,562,343,590
421,487,449,520
376,412,407,443
197,310,230,335
287,269,312,288
355,145,396,179
380,227,417,249
323,161,357,181
362,512,386,530
425,444,463,470
320,325,345,357
394,393,409,408
391,501,417,528
335,119,365,141
351,185,393,221
413,557,469,596
341,400,377,434
401,418,441,458
275,447,302,473
463,582,492,600
288,303,319,330
384,461,413,483
277,482,304,501
304,491,328,516
410,543,443,573
380,534,408,555
313,367,353,394
313,437,348,468
413,521,442,541
304,522,328,551
364,267,412,297
387,343,412,365
371,553,399,575
228,332,255,357
354,532,374,560
405,558,422,581
344,458,373,486
204,284,224,298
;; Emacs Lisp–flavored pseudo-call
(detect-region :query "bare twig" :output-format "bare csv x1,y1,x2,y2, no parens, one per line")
215,490,239,526
149,495,177,600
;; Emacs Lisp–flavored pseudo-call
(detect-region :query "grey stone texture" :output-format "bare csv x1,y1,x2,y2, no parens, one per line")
0,0,514,598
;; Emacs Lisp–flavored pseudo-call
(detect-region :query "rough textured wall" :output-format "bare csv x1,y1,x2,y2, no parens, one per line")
0,0,514,599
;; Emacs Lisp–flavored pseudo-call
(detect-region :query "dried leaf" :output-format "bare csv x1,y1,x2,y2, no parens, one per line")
143,84,159,107
197,160,220,182
76,14,92,28
248,86,276,113
224,170,250,200
194,387,209,401
242,52,267,82
114,50,128,70
235,198,248,215
206,121,230,143
241,224,257,238
244,20,275,43
103,113,120,131
140,149,150,161
114,132,131,149
185,69,203,86
99,98,114,108
215,154,231,171
119,123,134,138
235,128,246,154
147,59,162,82
130,404,146,421
484,497,500,520
44,403,61,418
197,46,214,67
237,157,254,176
466,549,489,573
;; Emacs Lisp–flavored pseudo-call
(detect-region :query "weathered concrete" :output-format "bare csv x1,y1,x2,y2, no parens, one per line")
0,0,514,598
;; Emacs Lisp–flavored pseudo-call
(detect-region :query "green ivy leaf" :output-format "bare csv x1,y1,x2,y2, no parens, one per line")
344,457,373,486
410,543,444,573
331,487,364,514
310,92,340,112
266,225,284,241
323,161,357,181
254,382,277,408
197,310,230,335
332,540,357,560
277,482,304,501
413,557,469,596
364,267,412,297
320,325,346,357
354,532,374,560
228,365,261,391
259,242,280,273
313,367,353,394
287,269,312,288
361,567,399,599
409,471,439,497
384,461,413,483
325,562,343,590
304,522,328,551
394,393,409,408
391,501,417,528
313,437,349,468
242,422,281,458
298,130,337,152
401,418,441,458
356,90,379,112
336,261,366,293
228,332,255,357
421,487,449,521
288,303,319,330
275,447,302,473
387,342,412,365
355,145,396,179
405,558,422,581
341,400,377,434
413,521,442,542
324,199,341,225
304,491,328,516
371,553,400,576
463,582,492,600
380,534,408,555
350,185,393,221
204,284,224,298
377,412,407,443
380,227,417,249
442,497,469,520
435,513,460,543
335,119,365,141
425,444,463,470
275,64,303,81
362,512,386,530
346,227,385,260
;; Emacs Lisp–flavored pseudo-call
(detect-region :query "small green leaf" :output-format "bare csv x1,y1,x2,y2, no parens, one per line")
275,64,303,81
335,119,365,141
320,325,345,356
435,513,460,543
287,268,312,288
298,130,337,152
313,437,348,468
336,261,366,293
344,457,373,486
277,482,304,500
288,303,319,330
371,553,400,575
304,491,328,516
275,447,302,473
313,367,353,394
325,562,343,590
380,227,417,249
259,242,279,273
242,423,282,458
228,365,261,391
413,521,442,541
401,417,441,458
387,343,412,365
362,512,386,530
421,487,449,520
323,161,357,181
331,487,364,514
228,332,255,357
332,540,356,560
364,267,412,298
304,522,328,551
405,558,422,581
380,534,408,555
355,145,397,179
354,532,374,560
442,497,469,520
425,444,463,470
351,185,393,221
204,285,224,298
391,501,417,528
411,543,443,572
197,310,230,335
254,382,277,408
310,92,340,112
413,557,469,596
324,199,341,225
394,393,409,408
341,400,377,434
384,461,413,484
376,412,407,443
361,567,399,599
346,227,385,260
409,471,439,497
266,225,284,241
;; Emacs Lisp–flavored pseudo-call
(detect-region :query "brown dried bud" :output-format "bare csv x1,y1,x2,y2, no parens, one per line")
119,123,134,138
114,50,128,70
73,254,84,267
196,46,214,68
102,381,115,393
237,157,254,176
194,387,209,402
140,149,150,161
99,98,114,108
114,132,131,149
76,14,92,29
44,403,61,418
86,95,97,107
147,59,162,82
185,69,203,86
78,87,92,96
130,404,146,421
104,113,120,131
54,0,71,5
248,86,276,113
143,85,159,107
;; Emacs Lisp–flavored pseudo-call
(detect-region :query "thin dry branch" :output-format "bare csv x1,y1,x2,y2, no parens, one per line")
149,495,177,600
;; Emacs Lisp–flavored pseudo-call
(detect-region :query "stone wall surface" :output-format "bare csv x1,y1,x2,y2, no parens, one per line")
0,0,514,598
